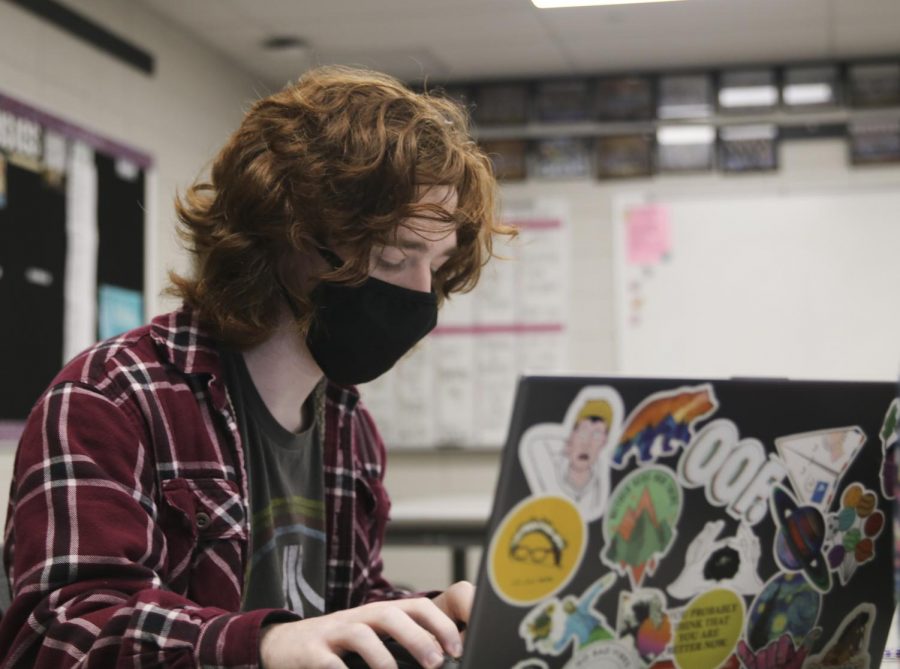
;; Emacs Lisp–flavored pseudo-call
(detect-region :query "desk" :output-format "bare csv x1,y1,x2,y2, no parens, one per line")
386,495,491,583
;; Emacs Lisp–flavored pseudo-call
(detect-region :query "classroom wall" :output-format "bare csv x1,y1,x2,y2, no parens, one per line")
0,0,265,523
380,137,900,590
2,0,899,592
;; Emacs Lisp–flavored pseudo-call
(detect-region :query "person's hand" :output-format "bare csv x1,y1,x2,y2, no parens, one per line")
429,580,475,632
259,589,469,669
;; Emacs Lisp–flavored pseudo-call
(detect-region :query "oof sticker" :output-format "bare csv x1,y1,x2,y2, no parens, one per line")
673,589,744,669
611,384,718,469
602,466,682,589
562,641,642,669
489,495,586,606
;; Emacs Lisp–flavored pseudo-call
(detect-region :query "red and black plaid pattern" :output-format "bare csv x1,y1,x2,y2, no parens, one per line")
0,306,405,667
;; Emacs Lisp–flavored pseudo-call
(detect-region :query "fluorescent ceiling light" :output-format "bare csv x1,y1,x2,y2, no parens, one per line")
719,85,778,109
533,0,685,7
658,103,712,120
657,125,715,145
720,124,777,142
783,83,834,106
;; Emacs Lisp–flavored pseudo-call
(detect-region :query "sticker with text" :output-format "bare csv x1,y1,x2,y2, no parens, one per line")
602,466,682,589
489,495,586,606
520,387,625,521
562,641,642,669
519,573,617,657
672,588,744,669
611,384,718,469
677,419,787,526
667,520,764,601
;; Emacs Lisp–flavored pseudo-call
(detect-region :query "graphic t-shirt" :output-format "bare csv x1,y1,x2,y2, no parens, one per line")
221,350,327,617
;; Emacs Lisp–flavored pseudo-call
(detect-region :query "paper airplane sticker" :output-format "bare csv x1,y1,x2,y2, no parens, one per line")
774,427,865,510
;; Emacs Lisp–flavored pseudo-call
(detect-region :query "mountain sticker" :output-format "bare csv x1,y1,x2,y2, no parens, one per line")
602,466,683,589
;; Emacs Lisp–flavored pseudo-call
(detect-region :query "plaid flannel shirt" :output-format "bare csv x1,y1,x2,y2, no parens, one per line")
0,306,405,667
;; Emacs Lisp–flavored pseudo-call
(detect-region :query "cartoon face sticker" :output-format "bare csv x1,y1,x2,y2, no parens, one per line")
667,520,764,601
519,387,625,521
602,466,682,589
611,384,718,469
489,495,587,606
774,426,865,511
519,573,617,657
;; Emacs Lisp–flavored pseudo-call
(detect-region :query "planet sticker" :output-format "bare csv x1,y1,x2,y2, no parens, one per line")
489,495,586,606
770,486,831,592
745,572,821,652
673,588,744,669
602,466,682,589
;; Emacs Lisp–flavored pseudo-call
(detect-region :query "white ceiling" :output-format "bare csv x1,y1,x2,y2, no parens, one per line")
136,0,900,86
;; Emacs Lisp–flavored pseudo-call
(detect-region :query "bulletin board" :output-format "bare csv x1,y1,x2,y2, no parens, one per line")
0,91,151,426
613,189,900,382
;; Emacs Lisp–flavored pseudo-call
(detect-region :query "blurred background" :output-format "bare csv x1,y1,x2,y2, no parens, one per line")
1,0,900,593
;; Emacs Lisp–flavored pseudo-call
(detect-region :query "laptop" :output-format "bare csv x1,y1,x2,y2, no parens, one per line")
458,375,896,669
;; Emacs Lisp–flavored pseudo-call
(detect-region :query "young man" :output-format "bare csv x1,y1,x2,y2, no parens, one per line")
0,67,509,669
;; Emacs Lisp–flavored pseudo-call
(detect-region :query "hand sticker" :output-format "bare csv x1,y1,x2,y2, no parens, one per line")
668,521,764,600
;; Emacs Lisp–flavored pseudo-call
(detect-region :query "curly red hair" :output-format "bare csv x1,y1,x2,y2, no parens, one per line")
169,66,510,348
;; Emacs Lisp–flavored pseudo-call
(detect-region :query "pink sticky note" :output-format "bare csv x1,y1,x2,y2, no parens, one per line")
626,205,671,266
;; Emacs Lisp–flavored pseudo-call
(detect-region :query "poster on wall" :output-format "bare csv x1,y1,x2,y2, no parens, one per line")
0,91,151,429
360,200,571,449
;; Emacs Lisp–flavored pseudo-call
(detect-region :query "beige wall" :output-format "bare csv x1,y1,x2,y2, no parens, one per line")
0,0,262,519
2,0,900,595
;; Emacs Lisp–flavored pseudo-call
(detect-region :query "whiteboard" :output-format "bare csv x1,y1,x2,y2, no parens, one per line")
614,189,900,381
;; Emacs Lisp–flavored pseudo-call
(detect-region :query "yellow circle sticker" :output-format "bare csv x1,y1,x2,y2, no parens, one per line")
674,588,744,669
488,495,586,606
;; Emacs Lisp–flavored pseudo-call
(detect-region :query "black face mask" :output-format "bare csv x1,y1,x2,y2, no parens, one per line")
302,249,438,385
